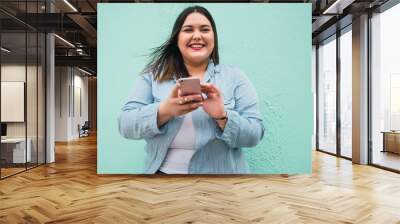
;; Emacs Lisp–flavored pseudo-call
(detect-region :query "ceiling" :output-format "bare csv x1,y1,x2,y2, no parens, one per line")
0,0,393,75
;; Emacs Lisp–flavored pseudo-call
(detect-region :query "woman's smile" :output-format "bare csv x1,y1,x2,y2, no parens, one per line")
188,43,206,51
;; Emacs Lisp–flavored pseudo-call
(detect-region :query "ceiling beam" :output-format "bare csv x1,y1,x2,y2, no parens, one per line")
67,13,97,46
55,55,96,70
323,0,356,14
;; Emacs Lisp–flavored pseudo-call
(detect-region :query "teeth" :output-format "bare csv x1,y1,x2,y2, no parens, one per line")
190,44,204,48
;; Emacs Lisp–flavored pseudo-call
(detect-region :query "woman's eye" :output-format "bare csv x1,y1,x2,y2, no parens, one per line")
182,29,192,32
201,29,210,32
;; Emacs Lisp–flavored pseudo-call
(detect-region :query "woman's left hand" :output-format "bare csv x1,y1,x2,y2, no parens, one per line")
200,83,226,119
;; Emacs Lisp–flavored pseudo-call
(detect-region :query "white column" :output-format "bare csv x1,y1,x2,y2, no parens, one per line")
352,14,369,164
46,33,55,163
46,1,55,163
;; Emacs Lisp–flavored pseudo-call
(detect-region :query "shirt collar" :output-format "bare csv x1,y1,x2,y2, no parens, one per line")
172,59,220,83
203,59,220,83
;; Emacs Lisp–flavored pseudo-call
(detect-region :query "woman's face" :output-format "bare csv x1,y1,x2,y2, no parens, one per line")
177,12,215,65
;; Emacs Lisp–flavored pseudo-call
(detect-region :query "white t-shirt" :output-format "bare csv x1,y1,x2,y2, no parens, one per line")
159,113,196,174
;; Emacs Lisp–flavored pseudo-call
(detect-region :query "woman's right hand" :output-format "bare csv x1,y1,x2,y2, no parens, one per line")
157,83,203,127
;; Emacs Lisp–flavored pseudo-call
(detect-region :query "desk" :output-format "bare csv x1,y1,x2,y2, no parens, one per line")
1,138,31,163
381,131,400,154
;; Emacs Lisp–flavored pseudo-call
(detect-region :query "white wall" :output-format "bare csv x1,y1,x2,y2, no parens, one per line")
71,72,89,138
55,66,69,141
1,66,26,136
1,64,46,164
55,67,89,141
1,65,42,137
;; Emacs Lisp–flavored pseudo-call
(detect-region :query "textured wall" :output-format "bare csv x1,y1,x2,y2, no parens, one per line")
98,3,312,174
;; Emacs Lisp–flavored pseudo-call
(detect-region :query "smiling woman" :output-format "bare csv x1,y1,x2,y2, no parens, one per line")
118,5,265,174
142,6,219,82
178,12,215,69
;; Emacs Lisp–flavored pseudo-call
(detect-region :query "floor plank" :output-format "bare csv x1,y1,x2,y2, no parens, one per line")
1,134,400,223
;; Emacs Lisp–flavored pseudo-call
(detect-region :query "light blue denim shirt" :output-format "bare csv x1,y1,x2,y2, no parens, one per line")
118,60,265,174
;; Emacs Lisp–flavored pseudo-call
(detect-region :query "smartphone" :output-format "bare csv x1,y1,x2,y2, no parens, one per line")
178,77,201,96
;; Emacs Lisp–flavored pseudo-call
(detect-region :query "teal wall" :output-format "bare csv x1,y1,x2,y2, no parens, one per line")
98,3,312,174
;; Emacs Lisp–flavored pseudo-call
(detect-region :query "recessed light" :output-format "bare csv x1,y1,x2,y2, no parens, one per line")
1,47,11,53
63,0,78,12
78,67,93,76
54,34,75,48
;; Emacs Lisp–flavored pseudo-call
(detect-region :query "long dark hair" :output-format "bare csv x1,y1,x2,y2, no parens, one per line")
143,5,219,82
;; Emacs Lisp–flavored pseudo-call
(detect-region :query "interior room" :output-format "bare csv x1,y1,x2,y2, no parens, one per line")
0,0,399,223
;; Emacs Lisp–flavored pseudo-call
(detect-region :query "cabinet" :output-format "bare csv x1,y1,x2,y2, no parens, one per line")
0,138,32,164
382,131,400,154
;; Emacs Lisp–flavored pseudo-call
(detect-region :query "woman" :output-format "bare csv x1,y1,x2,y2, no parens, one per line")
119,5,265,174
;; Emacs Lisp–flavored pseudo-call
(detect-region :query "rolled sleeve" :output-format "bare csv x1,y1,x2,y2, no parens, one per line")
215,110,239,144
215,109,264,148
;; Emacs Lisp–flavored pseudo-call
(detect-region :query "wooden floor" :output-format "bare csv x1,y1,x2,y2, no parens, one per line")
1,134,400,224
0,167,26,178
1,163,46,178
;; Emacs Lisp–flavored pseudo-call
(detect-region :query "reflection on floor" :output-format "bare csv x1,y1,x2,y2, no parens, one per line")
373,150,400,171
0,163,40,178
0,167,25,177
341,147,352,158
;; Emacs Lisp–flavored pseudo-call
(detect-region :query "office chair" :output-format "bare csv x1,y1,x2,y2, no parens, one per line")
79,121,90,138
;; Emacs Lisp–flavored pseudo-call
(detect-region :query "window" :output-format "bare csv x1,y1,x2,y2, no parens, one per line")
317,36,337,154
371,3,400,171
340,28,352,158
